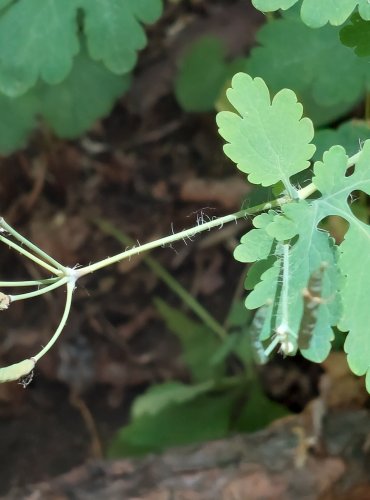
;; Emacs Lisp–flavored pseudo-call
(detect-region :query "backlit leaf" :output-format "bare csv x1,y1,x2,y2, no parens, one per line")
217,73,315,189
253,0,370,27
312,143,370,381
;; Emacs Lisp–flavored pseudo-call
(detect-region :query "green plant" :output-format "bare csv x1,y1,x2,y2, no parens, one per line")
3,2,370,460
2,67,370,392
93,220,288,454
175,9,370,127
0,0,163,153
109,297,288,456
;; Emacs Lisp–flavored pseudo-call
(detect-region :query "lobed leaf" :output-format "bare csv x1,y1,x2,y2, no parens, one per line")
253,0,370,27
314,121,370,161
0,51,129,153
81,0,162,74
0,0,162,97
248,16,370,126
230,74,370,388
0,0,79,97
217,73,315,189
38,51,130,138
266,202,341,361
312,143,370,383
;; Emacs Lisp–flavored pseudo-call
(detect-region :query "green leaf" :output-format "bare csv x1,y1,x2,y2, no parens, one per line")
312,143,370,381
233,228,274,263
0,51,129,153
131,381,213,419
0,0,162,96
0,92,38,154
252,0,297,10
109,393,235,457
175,37,232,112
248,16,369,126
216,73,315,189
300,0,369,28
340,13,370,56
266,202,342,361
81,0,163,74
0,1,13,9
244,256,277,291
314,121,370,161
155,298,224,382
237,203,340,362
235,384,289,432
0,0,79,96
39,51,130,138
175,36,248,113
253,0,370,27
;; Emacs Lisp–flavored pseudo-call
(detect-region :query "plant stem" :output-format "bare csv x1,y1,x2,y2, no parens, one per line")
92,218,228,340
0,218,66,273
9,277,69,303
0,234,61,276
0,278,60,287
77,196,290,278
32,279,75,362
263,335,280,358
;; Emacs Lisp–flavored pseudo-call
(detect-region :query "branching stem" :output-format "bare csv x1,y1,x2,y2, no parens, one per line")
0,149,362,382
0,234,62,275
9,276,69,303
0,218,66,273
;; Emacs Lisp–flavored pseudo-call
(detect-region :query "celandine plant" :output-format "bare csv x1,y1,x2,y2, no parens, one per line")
1,71,370,393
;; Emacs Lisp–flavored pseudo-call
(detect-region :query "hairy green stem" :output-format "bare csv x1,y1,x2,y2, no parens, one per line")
93,218,228,340
77,197,289,278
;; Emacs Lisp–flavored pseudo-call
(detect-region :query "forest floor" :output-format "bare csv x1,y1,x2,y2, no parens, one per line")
0,1,368,497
